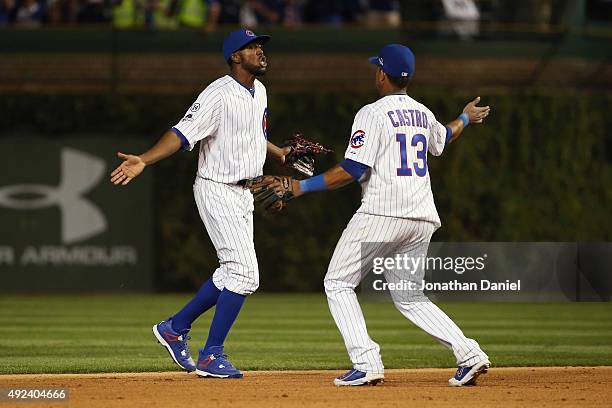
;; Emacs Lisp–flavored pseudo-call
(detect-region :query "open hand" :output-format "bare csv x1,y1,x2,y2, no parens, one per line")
463,96,491,124
110,152,145,186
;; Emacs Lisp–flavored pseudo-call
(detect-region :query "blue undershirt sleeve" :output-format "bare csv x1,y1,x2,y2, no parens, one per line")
445,126,453,145
339,159,370,180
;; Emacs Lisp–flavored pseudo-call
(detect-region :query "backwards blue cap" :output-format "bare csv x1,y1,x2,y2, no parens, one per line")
223,29,271,61
368,44,415,78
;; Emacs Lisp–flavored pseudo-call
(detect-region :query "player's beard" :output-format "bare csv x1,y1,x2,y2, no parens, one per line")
244,59,267,77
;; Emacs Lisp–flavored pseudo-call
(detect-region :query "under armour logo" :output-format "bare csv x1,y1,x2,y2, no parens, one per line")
0,148,107,244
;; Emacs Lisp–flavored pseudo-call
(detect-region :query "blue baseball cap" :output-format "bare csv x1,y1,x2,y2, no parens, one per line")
368,44,416,78
223,28,271,61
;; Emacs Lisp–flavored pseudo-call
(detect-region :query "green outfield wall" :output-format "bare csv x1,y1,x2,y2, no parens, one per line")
0,91,609,292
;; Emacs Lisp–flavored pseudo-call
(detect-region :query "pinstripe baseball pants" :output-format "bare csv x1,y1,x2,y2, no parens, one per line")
324,213,488,374
194,177,259,296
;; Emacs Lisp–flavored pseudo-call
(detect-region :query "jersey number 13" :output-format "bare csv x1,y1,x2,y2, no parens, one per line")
396,133,427,177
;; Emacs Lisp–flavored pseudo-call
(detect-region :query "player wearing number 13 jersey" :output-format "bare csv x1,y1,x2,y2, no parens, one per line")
346,89,445,225
287,44,492,386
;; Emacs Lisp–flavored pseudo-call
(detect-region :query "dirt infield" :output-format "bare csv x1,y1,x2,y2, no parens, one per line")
1,367,610,408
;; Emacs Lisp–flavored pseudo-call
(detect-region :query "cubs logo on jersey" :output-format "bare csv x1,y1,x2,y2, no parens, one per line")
350,130,366,148
262,108,268,139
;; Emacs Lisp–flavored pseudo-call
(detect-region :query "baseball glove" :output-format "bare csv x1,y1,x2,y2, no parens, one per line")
283,132,333,178
242,175,296,212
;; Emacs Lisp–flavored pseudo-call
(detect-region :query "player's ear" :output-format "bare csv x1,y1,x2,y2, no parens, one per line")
231,52,241,65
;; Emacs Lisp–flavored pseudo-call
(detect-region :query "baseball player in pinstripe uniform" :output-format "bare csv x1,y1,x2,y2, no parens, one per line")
110,29,291,379
252,44,492,386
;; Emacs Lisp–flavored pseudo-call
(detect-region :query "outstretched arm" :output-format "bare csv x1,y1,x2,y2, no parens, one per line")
291,164,353,197
245,162,357,211
445,96,491,145
292,160,364,197
110,129,182,186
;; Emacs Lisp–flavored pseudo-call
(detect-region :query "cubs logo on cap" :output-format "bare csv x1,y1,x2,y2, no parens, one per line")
223,29,271,61
368,44,415,79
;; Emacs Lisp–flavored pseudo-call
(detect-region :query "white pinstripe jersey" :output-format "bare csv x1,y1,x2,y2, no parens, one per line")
345,94,447,226
173,75,269,184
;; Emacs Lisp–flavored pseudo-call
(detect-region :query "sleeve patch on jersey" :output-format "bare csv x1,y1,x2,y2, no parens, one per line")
190,103,201,112
350,130,366,149
181,113,195,122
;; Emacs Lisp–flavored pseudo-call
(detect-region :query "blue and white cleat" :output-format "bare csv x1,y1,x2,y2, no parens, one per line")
448,360,490,386
333,369,384,386
152,319,196,372
195,349,243,378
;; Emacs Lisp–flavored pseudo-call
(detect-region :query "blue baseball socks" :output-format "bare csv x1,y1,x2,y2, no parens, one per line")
171,278,221,334
203,288,246,354
170,281,246,354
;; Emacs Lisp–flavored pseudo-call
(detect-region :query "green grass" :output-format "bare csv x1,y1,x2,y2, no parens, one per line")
0,294,611,374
